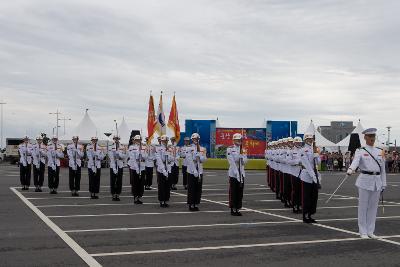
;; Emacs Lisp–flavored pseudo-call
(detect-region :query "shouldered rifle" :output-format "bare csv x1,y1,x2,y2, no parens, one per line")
313,141,321,189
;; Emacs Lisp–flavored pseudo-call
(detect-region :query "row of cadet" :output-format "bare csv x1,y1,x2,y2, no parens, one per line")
18,132,248,215
265,134,322,224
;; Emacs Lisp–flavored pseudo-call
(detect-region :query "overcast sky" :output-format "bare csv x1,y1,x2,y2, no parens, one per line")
0,0,399,145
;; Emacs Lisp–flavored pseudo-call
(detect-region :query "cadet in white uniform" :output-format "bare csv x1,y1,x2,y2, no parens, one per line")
227,133,248,216
186,133,207,211
347,128,386,239
156,135,173,207
180,137,191,190
19,135,33,190
67,136,84,196
144,137,155,190
32,135,46,192
47,136,64,194
128,135,147,204
169,137,180,190
87,137,105,199
300,133,321,223
109,136,126,201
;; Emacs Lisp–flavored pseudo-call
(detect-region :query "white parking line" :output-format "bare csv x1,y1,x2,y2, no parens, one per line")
10,187,102,267
65,220,297,233
36,202,189,208
89,237,364,257
48,210,250,218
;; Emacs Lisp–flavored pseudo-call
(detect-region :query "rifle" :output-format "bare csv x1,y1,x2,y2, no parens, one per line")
312,140,321,190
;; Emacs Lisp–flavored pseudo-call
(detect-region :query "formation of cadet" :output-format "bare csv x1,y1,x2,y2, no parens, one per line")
346,128,386,239
266,134,321,223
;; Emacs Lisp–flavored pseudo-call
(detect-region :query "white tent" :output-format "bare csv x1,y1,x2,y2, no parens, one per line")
59,110,104,144
117,117,131,144
305,121,337,149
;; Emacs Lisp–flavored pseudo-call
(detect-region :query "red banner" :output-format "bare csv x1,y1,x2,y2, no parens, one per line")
215,128,266,158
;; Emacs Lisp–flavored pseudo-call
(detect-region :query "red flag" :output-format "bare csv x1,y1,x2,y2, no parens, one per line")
147,94,157,144
168,94,180,143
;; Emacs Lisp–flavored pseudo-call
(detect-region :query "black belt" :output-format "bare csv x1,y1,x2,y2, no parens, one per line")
361,170,380,175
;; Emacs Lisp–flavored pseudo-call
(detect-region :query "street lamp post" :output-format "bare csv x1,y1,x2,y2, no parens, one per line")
49,109,62,138
0,101,6,149
58,117,72,135
387,126,392,150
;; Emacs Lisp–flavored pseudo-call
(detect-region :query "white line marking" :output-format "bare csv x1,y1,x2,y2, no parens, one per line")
90,237,363,257
48,210,249,218
65,220,296,233
10,187,102,267
26,192,273,200
36,202,188,208
171,191,400,247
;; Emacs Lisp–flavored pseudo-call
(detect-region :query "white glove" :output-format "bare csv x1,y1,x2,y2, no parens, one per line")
163,170,168,177
381,186,386,191
347,169,353,175
193,170,199,177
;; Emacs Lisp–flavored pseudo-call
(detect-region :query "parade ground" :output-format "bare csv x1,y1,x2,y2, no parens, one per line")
1,163,400,267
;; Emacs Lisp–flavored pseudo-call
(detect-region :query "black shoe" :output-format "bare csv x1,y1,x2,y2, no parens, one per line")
145,186,150,190
50,190,56,194
90,195,96,199
303,218,311,223
235,211,242,216
136,199,143,204
308,218,317,224
164,203,169,208
284,202,290,208
193,207,199,211
184,186,188,190
75,192,79,197
94,195,99,199
189,206,195,211
35,188,40,192
38,188,43,192
53,190,58,194
112,196,117,201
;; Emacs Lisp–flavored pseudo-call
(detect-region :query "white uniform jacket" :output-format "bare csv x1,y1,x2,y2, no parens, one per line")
227,145,248,182
19,143,33,167
349,146,387,191
47,143,64,170
67,143,84,170
86,144,105,173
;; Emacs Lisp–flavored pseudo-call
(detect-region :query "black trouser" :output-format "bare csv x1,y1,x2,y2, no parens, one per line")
145,167,153,187
88,168,101,194
169,164,179,185
157,172,170,202
266,166,270,188
33,162,45,187
283,173,292,203
48,166,60,189
131,169,145,198
270,168,275,192
292,177,302,208
182,165,188,186
187,174,203,205
69,166,81,191
20,164,31,187
275,170,281,198
302,181,318,217
110,168,123,195
229,177,244,209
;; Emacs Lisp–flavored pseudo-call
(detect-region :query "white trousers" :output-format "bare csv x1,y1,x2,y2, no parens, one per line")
358,188,381,235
